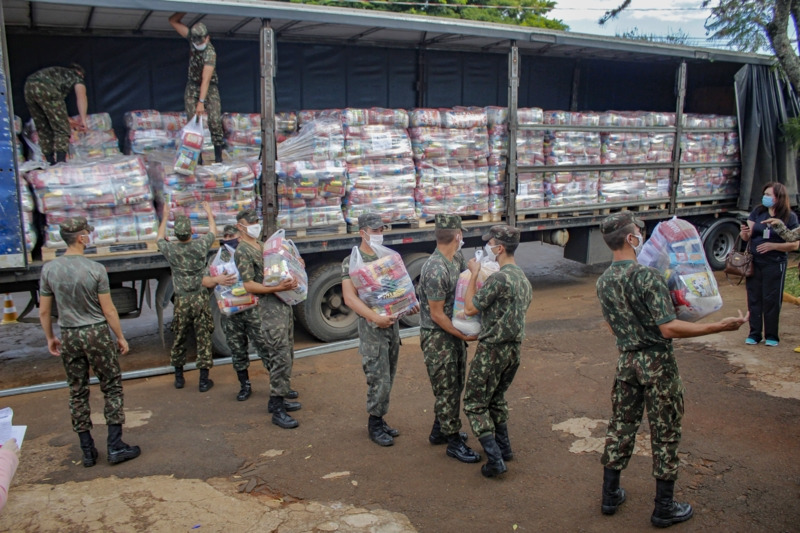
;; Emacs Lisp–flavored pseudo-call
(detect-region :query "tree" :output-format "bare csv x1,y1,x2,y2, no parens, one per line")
617,27,693,45
286,0,568,30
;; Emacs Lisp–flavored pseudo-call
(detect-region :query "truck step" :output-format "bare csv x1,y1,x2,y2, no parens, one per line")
41,240,159,261
283,224,348,238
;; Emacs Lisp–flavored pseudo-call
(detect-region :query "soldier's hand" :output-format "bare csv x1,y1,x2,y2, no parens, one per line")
275,277,297,292
196,101,206,116
373,314,395,328
462,334,479,342
298,256,305,268
1,438,20,458
219,273,238,286
467,258,480,275
118,338,130,355
720,310,749,331
764,218,781,227
201,201,213,216
47,337,62,356
409,304,420,315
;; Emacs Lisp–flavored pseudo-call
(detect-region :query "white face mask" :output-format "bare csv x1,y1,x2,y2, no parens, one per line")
457,233,464,251
368,233,383,248
82,233,94,247
245,224,262,239
484,243,499,262
629,233,644,256
192,41,208,51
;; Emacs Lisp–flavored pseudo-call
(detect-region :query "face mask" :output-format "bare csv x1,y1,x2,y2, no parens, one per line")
762,195,775,208
192,41,207,51
222,238,239,249
368,234,383,248
457,233,464,251
245,224,261,239
629,233,644,256
483,243,499,262
83,233,94,247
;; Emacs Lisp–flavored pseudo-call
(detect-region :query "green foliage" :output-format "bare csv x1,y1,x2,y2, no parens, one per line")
784,264,800,297
780,116,800,150
285,0,568,29
703,0,771,53
616,27,693,45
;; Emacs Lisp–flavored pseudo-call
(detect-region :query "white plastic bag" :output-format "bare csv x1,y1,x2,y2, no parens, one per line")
209,244,258,315
173,115,204,175
348,243,418,320
452,249,500,336
637,217,723,322
263,229,308,305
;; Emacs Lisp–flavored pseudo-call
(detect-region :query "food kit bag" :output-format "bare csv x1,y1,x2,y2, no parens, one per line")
173,115,205,175
637,217,723,322
348,243,418,320
452,249,500,336
209,245,258,316
263,229,308,305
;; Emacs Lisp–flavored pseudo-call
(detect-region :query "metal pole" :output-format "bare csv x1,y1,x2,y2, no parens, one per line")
669,61,687,215
506,43,519,226
260,19,277,237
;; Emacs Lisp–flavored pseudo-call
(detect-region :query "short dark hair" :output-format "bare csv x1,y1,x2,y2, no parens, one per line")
602,223,637,251
60,230,81,246
435,227,459,244
502,242,518,256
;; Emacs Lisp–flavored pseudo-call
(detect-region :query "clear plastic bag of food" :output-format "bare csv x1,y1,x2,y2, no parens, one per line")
210,244,258,315
348,243,418,321
451,249,500,336
173,115,205,175
262,229,308,305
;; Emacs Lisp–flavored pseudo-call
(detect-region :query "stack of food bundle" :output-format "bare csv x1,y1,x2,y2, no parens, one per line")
276,160,346,230
13,115,24,163
222,112,299,161
18,176,36,251
409,107,489,220
277,116,344,162
27,156,157,248
485,106,508,216
124,110,187,155
678,114,740,198
68,112,120,160
342,108,416,224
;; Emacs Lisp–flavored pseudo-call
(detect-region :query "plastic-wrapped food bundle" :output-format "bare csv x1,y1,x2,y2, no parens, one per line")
601,133,674,165
297,109,342,127
680,132,739,164
18,177,36,251
343,158,416,224
544,171,599,207
342,108,409,128
517,172,546,210
344,124,413,161
682,113,737,129
124,110,188,155
452,249,500,335
209,245,258,315
408,125,489,160
69,129,120,160
276,160,346,229
677,167,740,198
262,230,308,305
414,158,489,217
73,112,113,131
645,169,671,199
598,170,646,203
637,217,723,321
277,118,345,162
348,243,419,320
174,116,204,175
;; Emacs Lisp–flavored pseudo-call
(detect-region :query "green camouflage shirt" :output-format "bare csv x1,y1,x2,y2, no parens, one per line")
187,37,218,86
473,264,532,344
596,260,676,354
235,240,264,284
767,219,800,244
418,249,466,330
26,66,85,98
158,232,215,296
341,248,378,280
40,255,110,328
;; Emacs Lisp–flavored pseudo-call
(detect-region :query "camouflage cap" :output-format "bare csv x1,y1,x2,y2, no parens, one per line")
358,212,385,230
190,23,209,43
435,213,462,230
222,224,239,237
174,215,192,238
236,209,259,224
59,216,94,234
600,212,644,234
482,225,520,245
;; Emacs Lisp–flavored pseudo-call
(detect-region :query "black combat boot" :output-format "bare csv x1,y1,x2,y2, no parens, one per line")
368,415,393,446
236,370,252,401
214,145,224,163
107,424,141,465
651,479,693,528
267,398,301,412
55,151,67,163
429,418,468,445
174,366,185,389
446,433,481,463
382,418,400,438
286,389,299,399
601,467,627,515
199,368,214,392
495,423,513,461
478,434,507,478
270,396,299,429
78,430,98,468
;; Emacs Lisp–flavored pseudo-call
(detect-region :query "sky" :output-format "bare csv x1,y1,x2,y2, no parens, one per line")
548,0,723,48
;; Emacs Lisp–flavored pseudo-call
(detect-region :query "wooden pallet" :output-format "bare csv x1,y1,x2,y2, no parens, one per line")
414,213,502,228
675,198,726,209
284,224,347,238
42,240,159,261
517,202,667,221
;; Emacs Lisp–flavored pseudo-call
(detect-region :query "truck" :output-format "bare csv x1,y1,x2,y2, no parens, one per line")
0,0,796,355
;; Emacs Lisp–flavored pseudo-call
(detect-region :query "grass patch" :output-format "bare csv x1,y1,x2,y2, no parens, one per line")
786,265,800,298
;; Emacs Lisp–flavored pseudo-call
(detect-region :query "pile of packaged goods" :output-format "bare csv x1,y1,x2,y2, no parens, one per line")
343,108,416,224
26,156,157,248
209,245,258,315
277,117,345,162
276,160,346,230
18,177,36,251
638,217,722,321
410,107,490,220
452,250,499,336
223,111,299,161
124,110,186,154
347,243,419,320
13,115,24,163
678,115,740,198
68,113,120,160
262,230,308,305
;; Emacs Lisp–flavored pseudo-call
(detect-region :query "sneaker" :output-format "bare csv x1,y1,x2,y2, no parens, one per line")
765,339,779,347
794,346,800,353
745,338,758,345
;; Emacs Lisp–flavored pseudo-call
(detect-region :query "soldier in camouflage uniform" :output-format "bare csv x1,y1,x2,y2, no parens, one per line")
418,213,480,463
462,225,532,478
23,64,89,164
342,213,419,446
595,212,747,527
231,209,301,428
39,217,141,467
169,13,225,163
157,202,217,392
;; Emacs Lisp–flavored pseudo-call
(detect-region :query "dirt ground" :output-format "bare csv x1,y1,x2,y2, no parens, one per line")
1,243,799,532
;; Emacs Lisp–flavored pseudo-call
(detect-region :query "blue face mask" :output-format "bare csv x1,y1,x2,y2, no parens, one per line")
762,195,775,208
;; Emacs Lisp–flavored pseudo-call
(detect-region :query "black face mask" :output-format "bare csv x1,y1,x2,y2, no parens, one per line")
221,238,239,249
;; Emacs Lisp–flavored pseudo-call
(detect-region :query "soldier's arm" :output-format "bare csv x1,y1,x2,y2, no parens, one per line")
196,65,215,116
429,299,474,341
157,202,170,241
73,83,88,130
38,295,61,357
658,310,749,339
169,12,189,38
342,278,394,328
99,293,129,355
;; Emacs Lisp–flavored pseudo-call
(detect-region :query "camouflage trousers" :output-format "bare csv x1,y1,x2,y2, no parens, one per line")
421,328,468,436
60,322,124,433
463,341,521,438
260,295,294,397
185,83,224,147
171,291,213,369
602,351,685,481
359,317,400,417
23,80,71,157
226,305,271,373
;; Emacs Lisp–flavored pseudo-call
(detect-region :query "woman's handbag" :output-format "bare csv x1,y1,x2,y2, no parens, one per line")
724,236,754,285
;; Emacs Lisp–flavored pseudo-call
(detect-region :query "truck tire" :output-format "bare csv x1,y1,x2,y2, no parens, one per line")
295,262,358,342
210,292,232,357
399,252,430,327
701,219,740,271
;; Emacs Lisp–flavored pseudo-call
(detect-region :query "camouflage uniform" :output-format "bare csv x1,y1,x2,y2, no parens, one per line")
419,214,469,437
768,218,800,242
157,217,216,370
24,66,85,158
463,262,532,438
40,253,124,433
185,26,223,147
596,213,684,481
343,249,400,417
